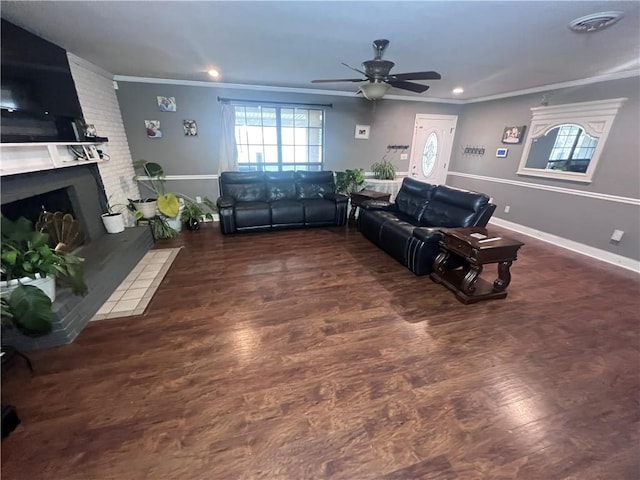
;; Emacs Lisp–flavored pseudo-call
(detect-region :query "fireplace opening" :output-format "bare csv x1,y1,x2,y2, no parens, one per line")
1,187,85,246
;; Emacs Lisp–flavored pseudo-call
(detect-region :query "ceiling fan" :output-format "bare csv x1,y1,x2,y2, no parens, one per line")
311,39,441,100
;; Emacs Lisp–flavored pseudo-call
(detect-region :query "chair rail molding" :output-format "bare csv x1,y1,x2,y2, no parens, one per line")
447,171,640,206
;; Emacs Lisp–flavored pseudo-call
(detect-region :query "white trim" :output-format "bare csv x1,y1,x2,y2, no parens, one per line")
489,217,639,273
136,174,219,181
113,71,639,104
447,171,640,206
465,70,640,104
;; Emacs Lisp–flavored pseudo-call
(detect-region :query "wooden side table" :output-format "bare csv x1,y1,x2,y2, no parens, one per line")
348,189,391,225
430,227,524,304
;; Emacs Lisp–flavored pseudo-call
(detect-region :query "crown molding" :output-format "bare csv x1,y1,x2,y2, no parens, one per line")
113,69,640,105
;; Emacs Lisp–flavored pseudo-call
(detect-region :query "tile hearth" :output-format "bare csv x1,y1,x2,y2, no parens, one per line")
91,247,181,321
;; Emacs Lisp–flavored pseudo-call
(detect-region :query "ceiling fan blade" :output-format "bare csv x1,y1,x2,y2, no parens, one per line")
312,78,364,83
341,62,369,77
387,80,430,93
389,71,442,81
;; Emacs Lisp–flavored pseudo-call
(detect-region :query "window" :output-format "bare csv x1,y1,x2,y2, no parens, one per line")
546,124,598,172
234,105,324,172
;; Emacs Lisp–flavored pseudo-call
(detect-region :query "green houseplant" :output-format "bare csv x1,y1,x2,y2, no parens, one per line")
335,168,365,195
132,160,217,238
371,159,396,180
180,201,215,231
1,216,87,335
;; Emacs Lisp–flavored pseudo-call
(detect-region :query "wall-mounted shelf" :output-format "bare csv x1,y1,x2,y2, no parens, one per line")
0,141,109,177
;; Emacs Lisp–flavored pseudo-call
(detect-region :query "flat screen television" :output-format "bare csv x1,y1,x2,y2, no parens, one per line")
1,19,86,143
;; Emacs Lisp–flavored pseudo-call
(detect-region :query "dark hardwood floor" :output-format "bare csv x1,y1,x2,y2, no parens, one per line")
2,223,639,479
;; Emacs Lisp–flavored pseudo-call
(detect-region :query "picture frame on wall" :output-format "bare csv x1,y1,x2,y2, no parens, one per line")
502,125,526,144
145,120,162,138
183,120,198,136
157,96,177,112
355,124,370,140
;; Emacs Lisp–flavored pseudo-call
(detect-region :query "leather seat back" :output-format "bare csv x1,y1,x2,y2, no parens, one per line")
420,185,490,227
295,171,336,199
220,172,267,202
265,171,297,201
394,177,437,221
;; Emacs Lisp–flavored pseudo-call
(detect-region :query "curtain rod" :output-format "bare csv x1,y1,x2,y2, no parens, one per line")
217,97,332,108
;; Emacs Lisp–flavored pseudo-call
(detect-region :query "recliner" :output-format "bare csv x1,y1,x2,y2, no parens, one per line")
216,171,348,234
358,177,496,275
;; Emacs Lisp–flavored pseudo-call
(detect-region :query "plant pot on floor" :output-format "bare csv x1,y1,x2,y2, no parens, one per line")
162,202,185,233
101,212,125,234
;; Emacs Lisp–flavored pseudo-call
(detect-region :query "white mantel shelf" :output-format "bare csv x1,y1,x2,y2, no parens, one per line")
0,141,108,176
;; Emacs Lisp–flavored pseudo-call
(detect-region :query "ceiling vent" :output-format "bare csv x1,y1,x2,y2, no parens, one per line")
568,11,625,33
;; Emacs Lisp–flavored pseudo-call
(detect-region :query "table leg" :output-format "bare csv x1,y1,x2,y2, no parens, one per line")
348,205,358,225
493,260,513,291
433,249,450,276
461,264,483,295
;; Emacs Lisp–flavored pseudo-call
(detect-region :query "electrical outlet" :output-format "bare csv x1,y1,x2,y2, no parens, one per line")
400,153,408,160
611,229,624,242
195,196,202,203
504,205,511,213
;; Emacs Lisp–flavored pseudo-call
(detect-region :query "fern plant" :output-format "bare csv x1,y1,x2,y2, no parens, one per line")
371,160,396,180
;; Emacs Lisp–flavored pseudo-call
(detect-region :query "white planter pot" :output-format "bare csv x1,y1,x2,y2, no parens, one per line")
133,200,158,219
161,202,185,233
1,274,56,302
101,212,125,233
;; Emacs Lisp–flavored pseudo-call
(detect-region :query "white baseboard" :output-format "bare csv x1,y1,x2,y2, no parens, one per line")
489,217,639,273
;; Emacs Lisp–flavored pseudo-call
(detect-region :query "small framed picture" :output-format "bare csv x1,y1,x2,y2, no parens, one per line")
183,119,198,136
157,96,176,112
502,125,526,144
84,124,97,138
145,120,162,138
355,124,370,140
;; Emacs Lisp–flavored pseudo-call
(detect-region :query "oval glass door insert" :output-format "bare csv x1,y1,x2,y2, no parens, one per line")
422,132,438,176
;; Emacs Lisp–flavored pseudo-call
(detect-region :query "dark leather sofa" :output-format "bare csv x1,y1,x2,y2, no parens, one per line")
216,171,348,234
358,177,496,275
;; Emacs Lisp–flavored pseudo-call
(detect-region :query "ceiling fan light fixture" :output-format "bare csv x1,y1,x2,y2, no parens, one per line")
568,11,624,33
360,82,390,100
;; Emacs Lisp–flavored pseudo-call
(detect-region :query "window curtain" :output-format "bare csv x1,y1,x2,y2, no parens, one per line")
218,103,238,174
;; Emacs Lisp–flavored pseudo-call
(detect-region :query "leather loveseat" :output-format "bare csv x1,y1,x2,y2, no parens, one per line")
358,177,496,275
216,171,348,234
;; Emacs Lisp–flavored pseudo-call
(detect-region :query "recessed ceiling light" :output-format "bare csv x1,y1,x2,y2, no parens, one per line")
452,87,464,95
208,69,220,78
568,11,624,33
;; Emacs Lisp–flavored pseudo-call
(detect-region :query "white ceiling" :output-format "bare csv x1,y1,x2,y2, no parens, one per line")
2,1,639,102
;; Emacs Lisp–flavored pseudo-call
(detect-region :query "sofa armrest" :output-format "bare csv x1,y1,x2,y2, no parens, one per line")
412,227,447,244
360,199,397,211
322,192,349,203
216,195,236,209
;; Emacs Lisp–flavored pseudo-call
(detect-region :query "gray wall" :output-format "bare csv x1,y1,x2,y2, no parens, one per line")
448,77,640,261
116,77,639,262
116,81,461,200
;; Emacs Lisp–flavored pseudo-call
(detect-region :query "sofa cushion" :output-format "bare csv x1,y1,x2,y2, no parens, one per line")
270,199,304,226
234,201,271,228
420,185,490,227
394,177,436,221
295,171,336,199
265,171,297,201
301,198,335,224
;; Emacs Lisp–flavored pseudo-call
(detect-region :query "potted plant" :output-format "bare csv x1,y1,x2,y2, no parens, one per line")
335,168,365,195
0,216,87,335
132,160,217,238
101,195,126,234
180,200,216,231
371,159,396,180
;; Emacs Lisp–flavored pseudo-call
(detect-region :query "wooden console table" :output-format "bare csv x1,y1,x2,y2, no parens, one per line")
348,189,391,225
430,227,524,304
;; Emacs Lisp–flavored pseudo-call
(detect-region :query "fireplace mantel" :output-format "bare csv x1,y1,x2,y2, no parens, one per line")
0,141,109,176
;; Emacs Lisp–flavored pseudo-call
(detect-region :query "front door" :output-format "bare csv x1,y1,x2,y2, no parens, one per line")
408,114,458,185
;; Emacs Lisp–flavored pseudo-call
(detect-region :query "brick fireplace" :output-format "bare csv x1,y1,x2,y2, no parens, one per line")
1,164,153,350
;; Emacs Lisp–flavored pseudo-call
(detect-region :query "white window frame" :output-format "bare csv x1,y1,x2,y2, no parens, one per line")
517,98,627,183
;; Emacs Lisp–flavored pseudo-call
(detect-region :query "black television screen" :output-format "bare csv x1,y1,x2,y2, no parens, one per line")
1,19,85,142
